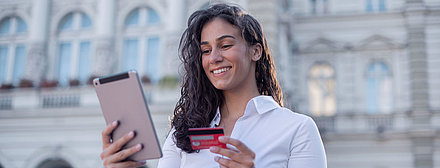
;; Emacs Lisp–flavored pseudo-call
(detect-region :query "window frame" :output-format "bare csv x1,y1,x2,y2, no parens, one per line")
365,61,393,114
55,11,94,86
121,7,162,83
307,62,337,116
0,15,28,86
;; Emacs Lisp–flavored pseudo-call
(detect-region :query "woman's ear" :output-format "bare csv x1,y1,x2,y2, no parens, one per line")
251,43,263,61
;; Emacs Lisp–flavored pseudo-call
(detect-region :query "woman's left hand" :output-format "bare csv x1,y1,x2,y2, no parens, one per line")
209,136,255,168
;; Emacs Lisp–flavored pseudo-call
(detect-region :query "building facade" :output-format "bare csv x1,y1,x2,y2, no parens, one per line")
278,0,440,168
0,0,439,168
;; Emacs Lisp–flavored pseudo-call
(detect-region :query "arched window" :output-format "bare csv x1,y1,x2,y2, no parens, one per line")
123,7,161,83
56,12,93,87
0,16,27,87
308,62,336,116
36,158,72,168
366,61,393,113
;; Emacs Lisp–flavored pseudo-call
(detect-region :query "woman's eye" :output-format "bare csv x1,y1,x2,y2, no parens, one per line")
222,45,232,49
202,49,211,54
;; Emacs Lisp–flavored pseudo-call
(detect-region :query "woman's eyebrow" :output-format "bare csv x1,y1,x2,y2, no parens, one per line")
200,35,236,45
216,35,236,41
200,41,209,45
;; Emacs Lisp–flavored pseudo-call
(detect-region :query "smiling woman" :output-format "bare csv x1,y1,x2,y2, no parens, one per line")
100,3,327,168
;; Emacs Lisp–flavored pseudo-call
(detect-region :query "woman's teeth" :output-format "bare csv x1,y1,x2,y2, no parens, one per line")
213,67,231,74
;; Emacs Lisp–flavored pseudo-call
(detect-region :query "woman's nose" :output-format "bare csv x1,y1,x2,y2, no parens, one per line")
209,49,223,64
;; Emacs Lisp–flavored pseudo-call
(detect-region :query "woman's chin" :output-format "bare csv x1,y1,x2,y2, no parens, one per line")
212,83,231,91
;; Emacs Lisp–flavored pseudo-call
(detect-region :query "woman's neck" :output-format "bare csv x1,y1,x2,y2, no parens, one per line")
221,83,260,120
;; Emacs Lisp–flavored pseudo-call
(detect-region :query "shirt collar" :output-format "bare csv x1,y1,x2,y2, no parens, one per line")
209,95,280,127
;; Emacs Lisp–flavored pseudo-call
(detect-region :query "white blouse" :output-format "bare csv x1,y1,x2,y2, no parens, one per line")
157,95,327,168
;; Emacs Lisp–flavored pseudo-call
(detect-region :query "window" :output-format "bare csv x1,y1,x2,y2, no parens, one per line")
147,9,160,25
12,45,26,84
366,0,386,12
81,13,92,28
125,10,139,26
308,62,336,116
56,12,93,86
123,39,139,70
0,16,26,35
123,7,161,83
124,7,160,27
0,46,7,84
0,16,27,86
0,18,10,35
36,158,72,168
78,41,91,83
310,0,328,14
58,13,74,31
145,37,160,81
366,61,393,113
57,42,71,86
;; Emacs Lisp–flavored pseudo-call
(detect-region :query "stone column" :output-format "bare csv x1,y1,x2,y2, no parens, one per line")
405,0,434,168
23,0,50,85
162,0,185,77
93,0,116,76
278,22,292,106
168,0,185,32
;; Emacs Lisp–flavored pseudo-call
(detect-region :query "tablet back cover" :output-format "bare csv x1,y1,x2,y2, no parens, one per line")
94,70,162,161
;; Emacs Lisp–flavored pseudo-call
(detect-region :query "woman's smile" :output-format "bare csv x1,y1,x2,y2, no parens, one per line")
212,66,232,76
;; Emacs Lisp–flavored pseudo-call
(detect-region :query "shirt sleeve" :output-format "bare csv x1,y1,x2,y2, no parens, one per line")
157,129,181,168
288,116,327,168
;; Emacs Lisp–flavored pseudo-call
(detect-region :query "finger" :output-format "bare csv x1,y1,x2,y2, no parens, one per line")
104,160,146,168
210,146,254,166
101,131,135,159
104,144,143,164
210,146,239,160
219,136,255,158
102,120,119,149
215,156,245,168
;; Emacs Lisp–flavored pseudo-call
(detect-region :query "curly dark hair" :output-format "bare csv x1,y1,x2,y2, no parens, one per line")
172,3,284,153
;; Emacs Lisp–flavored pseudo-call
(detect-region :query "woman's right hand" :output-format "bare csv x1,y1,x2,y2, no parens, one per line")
100,120,146,168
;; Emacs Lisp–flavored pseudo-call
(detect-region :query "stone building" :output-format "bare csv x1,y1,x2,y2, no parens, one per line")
278,0,440,167
0,0,439,168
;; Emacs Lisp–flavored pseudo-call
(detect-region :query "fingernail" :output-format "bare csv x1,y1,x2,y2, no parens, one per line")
138,160,146,164
136,144,142,150
214,156,220,161
209,146,217,152
219,136,226,141
128,131,134,137
112,120,118,126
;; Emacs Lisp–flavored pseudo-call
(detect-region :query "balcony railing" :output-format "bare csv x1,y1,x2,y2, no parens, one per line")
41,94,80,108
0,96,12,110
311,112,411,134
0,85,180,111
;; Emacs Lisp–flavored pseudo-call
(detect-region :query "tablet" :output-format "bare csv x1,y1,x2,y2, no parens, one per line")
93,70,162,161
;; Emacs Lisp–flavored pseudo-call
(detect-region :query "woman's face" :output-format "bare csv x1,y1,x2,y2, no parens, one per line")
201,18,260,92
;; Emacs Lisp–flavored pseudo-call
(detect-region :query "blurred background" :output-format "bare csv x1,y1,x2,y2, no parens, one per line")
0,0,439,167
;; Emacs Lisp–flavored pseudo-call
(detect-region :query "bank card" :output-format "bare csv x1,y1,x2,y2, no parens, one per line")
188,127,226,150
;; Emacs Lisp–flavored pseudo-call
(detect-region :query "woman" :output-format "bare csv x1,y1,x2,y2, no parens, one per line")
100,4,326,168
